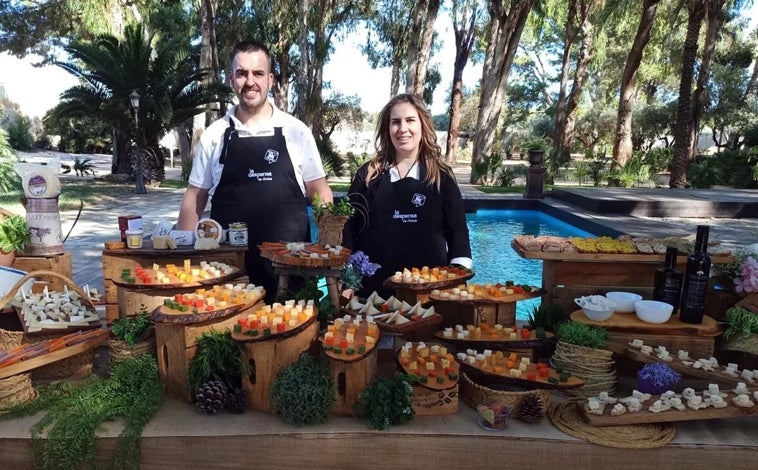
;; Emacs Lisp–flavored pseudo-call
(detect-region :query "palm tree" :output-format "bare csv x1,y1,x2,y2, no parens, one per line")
47,23,231,175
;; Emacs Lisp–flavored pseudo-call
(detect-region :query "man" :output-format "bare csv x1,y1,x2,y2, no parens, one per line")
177,40,333,301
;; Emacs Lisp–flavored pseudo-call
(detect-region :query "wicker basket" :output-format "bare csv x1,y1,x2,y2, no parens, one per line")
108,328,156,363
550,341,617,397
0,321,37,413
459,372,550,416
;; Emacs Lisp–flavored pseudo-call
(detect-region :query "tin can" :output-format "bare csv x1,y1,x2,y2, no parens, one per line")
228,222,248,246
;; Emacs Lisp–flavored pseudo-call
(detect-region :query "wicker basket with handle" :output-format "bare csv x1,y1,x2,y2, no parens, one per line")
459,372,550,416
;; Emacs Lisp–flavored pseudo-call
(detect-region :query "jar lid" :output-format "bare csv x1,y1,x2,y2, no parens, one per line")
195,218,224,242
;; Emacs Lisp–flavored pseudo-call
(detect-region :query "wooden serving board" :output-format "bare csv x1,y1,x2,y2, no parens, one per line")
231,308,318,343
16,307,101,336
0,329,108,379
459,355,584,390
149,289,265,324
258,242,350,268
434,329,555,350
112,265,242,290
569,310,723,336
511,240,735,264
578,391,758,426
383,266,475,292
625,346,755,387
375,313,443,334
396,342,459,391
428,286,543,305
321,319,379,363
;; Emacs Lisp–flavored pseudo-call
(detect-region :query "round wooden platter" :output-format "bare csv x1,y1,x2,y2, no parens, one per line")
112,265,243,290
396,342,459,391
231,311,317,343
320,320,379,363
258,242,350,268
458,357,584,390
569,310,723,336
383,268,475,292
434,329,556,350
624,346,755,387
428,286,544,305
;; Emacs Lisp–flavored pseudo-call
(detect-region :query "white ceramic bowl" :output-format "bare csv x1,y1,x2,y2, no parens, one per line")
635,300,674,324
575,295,616,322
0,266,34,300
605,291,643,313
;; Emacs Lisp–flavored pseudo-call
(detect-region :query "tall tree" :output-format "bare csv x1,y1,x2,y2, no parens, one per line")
405,0,441,96
445,0,481,163
470,0,535,184
612,0,661,168
361,0,415,97
552,0,600,164
670,0,707,188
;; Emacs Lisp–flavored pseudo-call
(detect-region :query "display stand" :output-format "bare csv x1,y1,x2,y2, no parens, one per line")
102,242,246,322
428,288,544,328
327,349,378,416
271,262,342,311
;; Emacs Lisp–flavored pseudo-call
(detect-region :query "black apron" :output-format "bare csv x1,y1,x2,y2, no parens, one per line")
356,169,447,297
210,119,310,302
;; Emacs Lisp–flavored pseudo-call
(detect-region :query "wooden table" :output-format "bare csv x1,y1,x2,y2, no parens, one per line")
102,242,247,322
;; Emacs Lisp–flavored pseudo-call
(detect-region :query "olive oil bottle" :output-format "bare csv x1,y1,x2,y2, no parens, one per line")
653,246,683,313
679,226,711,324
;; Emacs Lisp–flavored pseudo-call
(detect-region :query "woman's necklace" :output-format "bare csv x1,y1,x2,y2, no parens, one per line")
396,159,418,179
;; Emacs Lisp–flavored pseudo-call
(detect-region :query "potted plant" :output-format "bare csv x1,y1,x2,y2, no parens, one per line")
521,136,550,167
0,209,28,266
637,362,681,395
312,194,367,247
108,311,155,362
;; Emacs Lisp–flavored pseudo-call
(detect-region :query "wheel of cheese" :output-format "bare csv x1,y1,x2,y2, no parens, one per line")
22,168,61,198
195,218,224,243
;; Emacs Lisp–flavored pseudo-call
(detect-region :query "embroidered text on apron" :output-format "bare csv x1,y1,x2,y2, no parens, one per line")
211,120,310,301
356,169,446,297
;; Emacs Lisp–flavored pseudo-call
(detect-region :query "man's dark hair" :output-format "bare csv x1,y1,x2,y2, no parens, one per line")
229,40,271,71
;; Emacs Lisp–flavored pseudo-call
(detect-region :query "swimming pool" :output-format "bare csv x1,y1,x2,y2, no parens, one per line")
466,209,595,320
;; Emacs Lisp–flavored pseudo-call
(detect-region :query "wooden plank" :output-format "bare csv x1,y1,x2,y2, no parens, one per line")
625,346,755,386
434,330,555,351
578,392,758,427
604,332,716,359
569,310,722,336
512,241,734,264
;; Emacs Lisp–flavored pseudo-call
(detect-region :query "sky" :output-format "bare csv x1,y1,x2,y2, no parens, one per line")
1,7,756,120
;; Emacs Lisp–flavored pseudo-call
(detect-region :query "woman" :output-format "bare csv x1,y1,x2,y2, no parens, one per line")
343,94,472,297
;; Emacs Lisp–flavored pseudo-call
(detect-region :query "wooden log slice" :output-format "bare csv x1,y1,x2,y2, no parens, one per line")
258,242,350,268
458,355,584,390
112,265,243,290
320,319,379,363
149,291,265,324
231,308,318,343
396,342,460,391
429,286,543,305
434,329,556,350
383,268,475,292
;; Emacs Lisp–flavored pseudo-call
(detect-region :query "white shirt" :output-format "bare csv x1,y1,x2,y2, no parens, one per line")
188,103,326,197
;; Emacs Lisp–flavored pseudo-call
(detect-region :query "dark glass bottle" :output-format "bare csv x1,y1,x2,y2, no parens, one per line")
653,246,683,312
680,225,711,324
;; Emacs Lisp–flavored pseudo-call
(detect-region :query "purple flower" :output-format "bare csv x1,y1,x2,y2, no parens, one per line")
637,363,681,388
734,256,758,294
340,251,381,291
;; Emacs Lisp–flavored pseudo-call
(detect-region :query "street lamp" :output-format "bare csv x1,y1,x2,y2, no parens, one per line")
130,89,147,194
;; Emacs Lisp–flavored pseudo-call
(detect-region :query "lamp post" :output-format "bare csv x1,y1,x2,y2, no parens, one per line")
130,89,147,194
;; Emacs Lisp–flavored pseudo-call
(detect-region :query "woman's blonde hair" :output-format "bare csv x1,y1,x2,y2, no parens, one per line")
364,93,455,189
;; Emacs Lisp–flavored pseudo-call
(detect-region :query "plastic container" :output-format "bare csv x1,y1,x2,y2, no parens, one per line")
477,403,512,431
125,229,144,249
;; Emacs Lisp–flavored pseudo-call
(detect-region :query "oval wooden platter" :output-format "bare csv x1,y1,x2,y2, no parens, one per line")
578,389,758,427
428,285,544,305
231,308,318,343
625,346,756,387
150,290,265,324
258,242,350,268
458,354,584,390
396,342,460,391
340,303,443,335
320,319,379,363
112,265,243,290
569,310,723,336
383,266,475,292
434,329,555,350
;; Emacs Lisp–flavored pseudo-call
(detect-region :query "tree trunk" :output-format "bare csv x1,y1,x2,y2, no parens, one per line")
445,0,478,164
405,0,427,95
552,4,579,164
296,0,312,123
670,0,706,189
192,0,220,158
111,129,131,174
612,0,660,169
390,63,402,97
470,0,534,184
688,0,724,158
408,0,440,97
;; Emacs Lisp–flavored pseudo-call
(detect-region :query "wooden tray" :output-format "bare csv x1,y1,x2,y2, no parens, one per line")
578,391,758,426
428,286,543,304
231,308,317,343
375,312,442,334
434,329,555,350
512,240,735,263
0,329,108,379
258,242,350,268
112,264,242,290
396,342,459,391
320,319,379,363
383,267,475,292
459,354,584,390
569,310,723,336
149,289,265,324
625,346,755,387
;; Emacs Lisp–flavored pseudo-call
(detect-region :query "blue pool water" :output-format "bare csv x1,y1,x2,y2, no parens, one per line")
466,210,595,320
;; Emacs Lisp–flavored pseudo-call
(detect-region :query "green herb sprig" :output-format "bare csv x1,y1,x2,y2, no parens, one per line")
110,312,151,345
556,321,609,349
187,330,244,392
354,373,416,430
270,354,336,426
527,303,567,332
724,306,758,340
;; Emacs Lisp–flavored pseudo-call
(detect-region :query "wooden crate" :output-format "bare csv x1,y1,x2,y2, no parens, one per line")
238,320,319,413
155,310,252,403
410,383,458,416
12,252,73,292
328,349,378,416
102,243,246,322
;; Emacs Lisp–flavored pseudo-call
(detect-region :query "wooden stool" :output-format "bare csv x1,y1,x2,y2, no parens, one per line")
327,348,378,416
272,263,341,311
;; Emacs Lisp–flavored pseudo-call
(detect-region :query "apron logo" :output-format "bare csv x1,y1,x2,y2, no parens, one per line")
264,149,279,164
411,193,426,207
248,169,273,181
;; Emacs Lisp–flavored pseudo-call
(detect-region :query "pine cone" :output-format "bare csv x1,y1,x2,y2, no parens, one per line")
225,386,247,414
518,394,544,424
195,380,229,414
